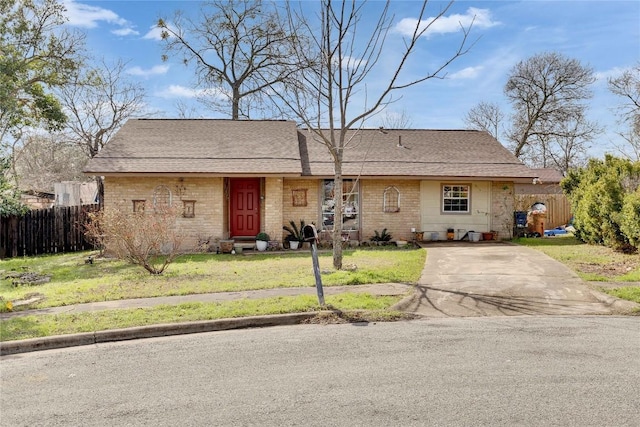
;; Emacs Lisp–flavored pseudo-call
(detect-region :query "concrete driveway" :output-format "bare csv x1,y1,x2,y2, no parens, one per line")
399,242,639,317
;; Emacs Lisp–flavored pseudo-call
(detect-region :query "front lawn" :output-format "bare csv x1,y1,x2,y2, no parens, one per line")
0,248,425,310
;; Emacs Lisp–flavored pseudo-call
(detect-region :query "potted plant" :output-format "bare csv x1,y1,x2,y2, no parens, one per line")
283,220,305,250
255,232,270,251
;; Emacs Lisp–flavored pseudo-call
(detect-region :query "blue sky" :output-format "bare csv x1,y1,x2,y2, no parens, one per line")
60,0,639,158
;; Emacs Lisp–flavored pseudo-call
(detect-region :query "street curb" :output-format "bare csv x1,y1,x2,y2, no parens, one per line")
587,290,640,315
389,286,419,312
0,312,326,356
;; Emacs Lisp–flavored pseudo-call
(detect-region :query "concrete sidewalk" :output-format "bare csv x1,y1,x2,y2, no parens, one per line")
0,283,414,355
398,242,639,317
0,283,414,320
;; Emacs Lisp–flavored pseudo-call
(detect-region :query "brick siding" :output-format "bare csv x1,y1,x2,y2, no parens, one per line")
104,176,515,250
490,182,515,239
360,180,421,242
103,176,225,249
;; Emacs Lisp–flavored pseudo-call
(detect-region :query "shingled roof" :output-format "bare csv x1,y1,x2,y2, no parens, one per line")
84,119,302,175
299,128,536,179
85,119,537,180
529,168,564,183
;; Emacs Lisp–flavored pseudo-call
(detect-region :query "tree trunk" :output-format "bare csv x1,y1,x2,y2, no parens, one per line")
232,86,240,120
332,159,343,270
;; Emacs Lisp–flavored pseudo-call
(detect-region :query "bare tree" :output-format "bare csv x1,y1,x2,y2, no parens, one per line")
612,130,640,161
57,58,148,203
377,109,413,130
521,113,596,174
277,0,473,269
463,101,504,140
174,100,203,119
13,133,87,191
608,64,640,159
157,0,307,120
504,52,595,159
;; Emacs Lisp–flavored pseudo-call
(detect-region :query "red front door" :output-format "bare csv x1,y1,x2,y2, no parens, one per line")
230,178,260,237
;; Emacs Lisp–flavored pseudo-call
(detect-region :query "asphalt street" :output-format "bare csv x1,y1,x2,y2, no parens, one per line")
2,316,639,426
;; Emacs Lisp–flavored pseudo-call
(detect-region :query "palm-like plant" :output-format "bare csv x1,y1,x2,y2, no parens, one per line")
370,228,392,242
283,220,306,243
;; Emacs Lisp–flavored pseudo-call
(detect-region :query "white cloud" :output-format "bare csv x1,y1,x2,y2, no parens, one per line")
595,66,627,83
112,28,140,37
144,20,181,40
333,56,366,71
449,66,484,80
126,65,170,77
63,1,137,36
155,85,225,99
143,25,165,41
395,7,499,37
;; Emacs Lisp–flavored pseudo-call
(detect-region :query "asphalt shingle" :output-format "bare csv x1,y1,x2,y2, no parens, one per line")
84,119,537,180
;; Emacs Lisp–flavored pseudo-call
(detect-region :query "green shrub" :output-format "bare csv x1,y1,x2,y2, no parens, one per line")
563,155,640,250
256,232,270,241
620,190,640,248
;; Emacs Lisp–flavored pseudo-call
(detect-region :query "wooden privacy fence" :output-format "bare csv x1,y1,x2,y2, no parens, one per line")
0,204,99,259
515,194,572,229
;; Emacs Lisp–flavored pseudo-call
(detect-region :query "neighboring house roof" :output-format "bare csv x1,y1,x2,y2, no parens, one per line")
85,119,537,180
529,168,564,184
22,189,55,199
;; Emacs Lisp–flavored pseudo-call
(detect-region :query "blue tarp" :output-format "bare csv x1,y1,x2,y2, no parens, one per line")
544,228,568,237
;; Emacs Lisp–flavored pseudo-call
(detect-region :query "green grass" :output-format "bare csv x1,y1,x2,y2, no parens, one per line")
515,235,640,303
0,248,425,310
605,287,640,304
0,293,407,341
514,235,640,280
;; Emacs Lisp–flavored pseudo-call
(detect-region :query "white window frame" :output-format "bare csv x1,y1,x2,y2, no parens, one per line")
442,184,470,214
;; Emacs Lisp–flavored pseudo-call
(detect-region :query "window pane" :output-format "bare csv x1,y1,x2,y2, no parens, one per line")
322,179,358,230
442,184,469,213
322,180,335,229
